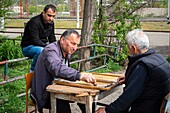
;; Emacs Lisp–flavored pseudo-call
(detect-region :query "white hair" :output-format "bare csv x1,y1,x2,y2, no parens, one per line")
125,29,149,51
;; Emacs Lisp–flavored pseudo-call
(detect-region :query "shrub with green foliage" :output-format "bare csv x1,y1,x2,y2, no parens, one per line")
0,40,24,61
92,0,143,66
0,0,13,29
95,59,122,73
166,57,170,63
29,5,44,15
92,8,108,55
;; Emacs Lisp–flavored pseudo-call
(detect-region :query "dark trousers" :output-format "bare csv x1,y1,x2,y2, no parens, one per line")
56,99,71,113
55,100,95,113
56,99,87,113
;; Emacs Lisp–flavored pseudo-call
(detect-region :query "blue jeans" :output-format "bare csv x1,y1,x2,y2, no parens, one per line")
22,45,44,71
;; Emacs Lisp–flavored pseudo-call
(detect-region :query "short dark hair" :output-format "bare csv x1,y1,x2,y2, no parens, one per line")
60,29,80,39
43,4,56,13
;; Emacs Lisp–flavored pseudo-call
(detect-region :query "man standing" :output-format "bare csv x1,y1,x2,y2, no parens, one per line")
95,29,170,113
21,4,57,72
30,29,96,113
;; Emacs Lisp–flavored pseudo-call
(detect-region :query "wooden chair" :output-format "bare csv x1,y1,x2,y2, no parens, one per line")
25,72,37,113
160,93,170,113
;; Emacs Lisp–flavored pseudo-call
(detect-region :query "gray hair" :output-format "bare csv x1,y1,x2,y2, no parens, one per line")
60,29,80,39
125,29,149,51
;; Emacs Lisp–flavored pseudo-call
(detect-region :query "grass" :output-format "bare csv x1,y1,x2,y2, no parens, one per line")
0,60,31,113
5,19,170,31
5,19,83,28
141,22,170,32
0,80,26,112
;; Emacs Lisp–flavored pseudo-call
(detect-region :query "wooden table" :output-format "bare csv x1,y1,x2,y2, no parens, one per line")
46,73,123,113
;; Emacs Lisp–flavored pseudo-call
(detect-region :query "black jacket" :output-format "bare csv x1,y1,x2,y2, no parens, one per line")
21,13,56,48
105,49,170,113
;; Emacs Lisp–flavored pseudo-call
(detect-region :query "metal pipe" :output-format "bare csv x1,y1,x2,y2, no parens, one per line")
0,75,25,86
168,0,170,23
4,63,8,81
0,57,29,65
104,54,106,65
76,0,80,28
0,57,30,81
70,54,108,64
93,44,96,56
86,65,107,72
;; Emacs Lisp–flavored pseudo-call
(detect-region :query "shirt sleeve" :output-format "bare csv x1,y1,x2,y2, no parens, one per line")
105,63,148,113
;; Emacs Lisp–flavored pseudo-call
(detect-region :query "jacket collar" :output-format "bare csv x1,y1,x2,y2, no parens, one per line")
57,41,70,59
128,49,156,65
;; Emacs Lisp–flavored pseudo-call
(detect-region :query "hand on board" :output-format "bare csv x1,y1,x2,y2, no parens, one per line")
117,75,125,85
80,72,96,86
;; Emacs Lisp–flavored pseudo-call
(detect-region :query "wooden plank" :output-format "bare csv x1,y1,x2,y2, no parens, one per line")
46,84,99,96
80,72,121,83
53,79,119,91
53,73,121,90
91,72,124,77
53,80,112,90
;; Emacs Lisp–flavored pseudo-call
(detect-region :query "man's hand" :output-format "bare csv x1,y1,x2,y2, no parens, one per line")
117,75,125,85
95,107,106,113
80,72,96,85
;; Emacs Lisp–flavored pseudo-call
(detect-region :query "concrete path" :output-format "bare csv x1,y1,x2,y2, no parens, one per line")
146,32,170,58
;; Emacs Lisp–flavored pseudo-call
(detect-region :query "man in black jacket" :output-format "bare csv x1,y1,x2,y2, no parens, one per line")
21,4,56,72
95,29,170,113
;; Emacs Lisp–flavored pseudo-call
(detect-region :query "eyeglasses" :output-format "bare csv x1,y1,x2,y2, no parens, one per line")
47,14,56,18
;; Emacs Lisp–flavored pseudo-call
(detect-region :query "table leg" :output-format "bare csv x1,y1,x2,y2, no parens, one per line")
50,93,56,113
86,96,93,113
92,95,98,113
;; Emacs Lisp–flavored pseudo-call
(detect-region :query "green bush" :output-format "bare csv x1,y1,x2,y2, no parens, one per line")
0,40,24,61
92,0,142,66
29,5,44,15
70,63,78,70
166,57,170,63
95,59,122,73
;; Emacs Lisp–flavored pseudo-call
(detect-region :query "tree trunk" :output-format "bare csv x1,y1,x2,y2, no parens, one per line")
79,0,95,71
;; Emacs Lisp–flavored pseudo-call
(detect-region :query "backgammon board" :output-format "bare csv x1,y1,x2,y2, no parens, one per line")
53,72,123,91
